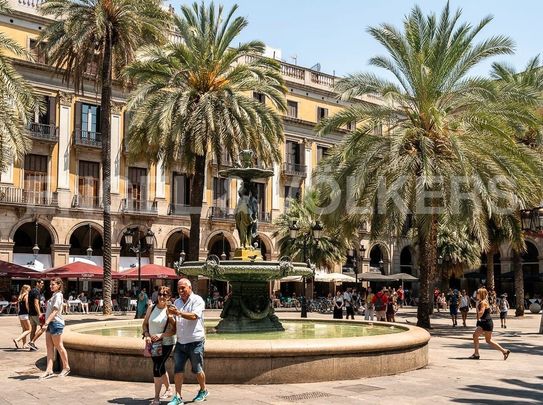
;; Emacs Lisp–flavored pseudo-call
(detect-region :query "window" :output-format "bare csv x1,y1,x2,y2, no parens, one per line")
317,107,328,122
286,140,302,165
284,186,301,210
346,121,356,131
29,38,47,64
287,100,298,118
256,182,266,218
127,167,148,209
316,146,330,164
253,92,265,104
78,161,100,208
212,177,230,207
172,172,191,206
23,154,48,204
82,104,101,135
373,123,383,135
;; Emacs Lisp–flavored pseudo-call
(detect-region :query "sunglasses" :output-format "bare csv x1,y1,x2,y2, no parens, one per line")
158,293,170,297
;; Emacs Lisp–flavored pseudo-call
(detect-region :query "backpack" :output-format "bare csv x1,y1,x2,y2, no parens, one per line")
374,295,385,311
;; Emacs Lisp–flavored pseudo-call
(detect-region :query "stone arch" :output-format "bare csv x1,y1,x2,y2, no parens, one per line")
204,230,237,253
115,223,157,247
64,221,104,245
161,227,190,250
368,242,390,273
255,232,274,260
399,245,415,274
164,227,190,267
118,224,157,257
9,217,58,245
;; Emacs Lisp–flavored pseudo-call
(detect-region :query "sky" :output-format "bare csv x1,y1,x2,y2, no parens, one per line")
166,0,542,78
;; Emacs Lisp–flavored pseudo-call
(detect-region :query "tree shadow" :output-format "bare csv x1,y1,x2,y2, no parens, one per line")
107,398,154,405
442,340,543,358
451,376,543,404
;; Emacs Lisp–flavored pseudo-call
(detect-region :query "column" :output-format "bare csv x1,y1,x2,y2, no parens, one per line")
272,162,280,211
111,246,121,273
152,248,167,266
110,103,122,194
51,244,71,267
0,241,14,262
57,92,72,208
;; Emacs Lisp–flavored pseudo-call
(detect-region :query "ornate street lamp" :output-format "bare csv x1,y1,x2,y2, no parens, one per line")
179,232,186,264
124,227,154,291
32,221,40,260
86,224,93,258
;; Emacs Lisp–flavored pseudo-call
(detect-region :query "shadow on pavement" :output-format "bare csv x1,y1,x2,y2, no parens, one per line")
108,398,153,404
451,376,543,404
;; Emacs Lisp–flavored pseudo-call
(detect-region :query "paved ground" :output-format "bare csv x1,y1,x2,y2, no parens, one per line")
0,308,541,405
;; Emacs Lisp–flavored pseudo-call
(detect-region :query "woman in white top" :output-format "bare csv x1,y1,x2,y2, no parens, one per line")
142,286,177,405
40,278,70,379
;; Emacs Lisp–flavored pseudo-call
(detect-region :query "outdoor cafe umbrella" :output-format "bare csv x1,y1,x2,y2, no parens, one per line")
44,261,103,279
392,272,418,288
314,272,356,283
358,271,397,282
118,264,178,280
0,260,41,278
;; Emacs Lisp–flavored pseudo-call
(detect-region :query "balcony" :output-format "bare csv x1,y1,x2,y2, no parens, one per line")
120,198,158,215
208,206,235,220
74,129,102,149
0,187,58,207
27,122,57,142
71,195,102,210
168,203,191,216
282,162,307,178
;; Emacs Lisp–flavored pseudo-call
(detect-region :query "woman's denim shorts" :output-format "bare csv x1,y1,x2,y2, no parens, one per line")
47,321,64,335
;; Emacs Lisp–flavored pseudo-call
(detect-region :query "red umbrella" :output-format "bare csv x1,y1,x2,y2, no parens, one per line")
119,264,178,280
44,261,103,279
0,260,41,278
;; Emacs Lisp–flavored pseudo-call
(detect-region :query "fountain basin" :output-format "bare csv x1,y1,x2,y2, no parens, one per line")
62,318,430,384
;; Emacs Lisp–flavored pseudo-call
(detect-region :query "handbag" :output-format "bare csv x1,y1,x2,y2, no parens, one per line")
143,342,153,358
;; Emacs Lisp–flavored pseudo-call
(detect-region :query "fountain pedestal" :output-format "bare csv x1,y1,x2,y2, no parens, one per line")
217,281,283,333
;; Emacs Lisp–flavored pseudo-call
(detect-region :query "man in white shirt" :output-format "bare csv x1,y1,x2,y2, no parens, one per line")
167,278,208,405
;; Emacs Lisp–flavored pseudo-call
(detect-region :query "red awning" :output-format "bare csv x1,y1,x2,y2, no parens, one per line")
44,261,103,279
0,260,41,278
117,264,178,280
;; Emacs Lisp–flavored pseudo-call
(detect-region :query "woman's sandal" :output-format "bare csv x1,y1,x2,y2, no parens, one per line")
503,350,511,360
468,354,480,360
12,339,19,349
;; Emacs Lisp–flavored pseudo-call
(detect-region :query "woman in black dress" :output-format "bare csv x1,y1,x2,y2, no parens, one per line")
333,290,344,319
470,288,510,360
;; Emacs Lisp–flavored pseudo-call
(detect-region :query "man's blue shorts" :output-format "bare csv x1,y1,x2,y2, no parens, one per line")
174,340,205,374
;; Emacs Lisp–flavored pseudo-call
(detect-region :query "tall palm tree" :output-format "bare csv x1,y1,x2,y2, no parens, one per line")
0,0,35,169
125,2,287,264
490,57,543,317
39,0,169,314
316,4,543,328
273,190,349,270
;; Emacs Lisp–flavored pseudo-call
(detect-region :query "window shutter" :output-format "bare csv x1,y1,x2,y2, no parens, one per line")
75,102,82,132
48,96,56,126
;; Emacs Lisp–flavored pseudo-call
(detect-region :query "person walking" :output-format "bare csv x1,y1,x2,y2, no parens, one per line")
39,278,70,379
13,285,31,349
364,288,375,321
372,287,388,321
167,278,208,405
459,290,470,327
469,288,510,360
499,293,510,328
385,290,396,322
143,286,176,405
332,290,344,319
27,279,44,349
449,289,460,327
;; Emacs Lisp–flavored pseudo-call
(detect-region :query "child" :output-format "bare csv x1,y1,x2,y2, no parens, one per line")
499,293,509,328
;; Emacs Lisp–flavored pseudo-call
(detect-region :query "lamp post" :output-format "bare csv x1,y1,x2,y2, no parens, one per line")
179,231,186,264
124,228,155,291
220,232,227,260
358,244,367,283
86,223,93,258
288,220,323,318
379,259,384,274
32,221,40,264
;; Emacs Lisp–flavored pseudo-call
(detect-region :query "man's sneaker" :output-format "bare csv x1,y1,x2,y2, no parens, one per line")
28,342,38,351
193,389,209,402
166,394,184,405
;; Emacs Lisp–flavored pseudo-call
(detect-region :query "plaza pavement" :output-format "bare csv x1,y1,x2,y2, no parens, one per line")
0,308,541,405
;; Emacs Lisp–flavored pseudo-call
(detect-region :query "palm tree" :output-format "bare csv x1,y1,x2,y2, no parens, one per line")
0,0,35,169
125,2,287,264
39,0,169,314
273,190,349,270
490,57,543,317
316,4,543,328
437,224,481,290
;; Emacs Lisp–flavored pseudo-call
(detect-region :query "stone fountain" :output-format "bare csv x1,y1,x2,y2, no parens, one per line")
176,150,312,333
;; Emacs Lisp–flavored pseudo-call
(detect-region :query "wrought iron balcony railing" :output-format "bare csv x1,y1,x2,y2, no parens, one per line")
27,122,57,141
282,162,307,177
120,198,158,214
208,205,235,220
71,194,102,209
167,203,191,216
0,187,58,206
74,129,102,148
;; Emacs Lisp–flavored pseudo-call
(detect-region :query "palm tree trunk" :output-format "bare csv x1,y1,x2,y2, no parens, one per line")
486,246,495,291
101,31,113,316
512,251,524,317
417,217,438,328
188,154,207,292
